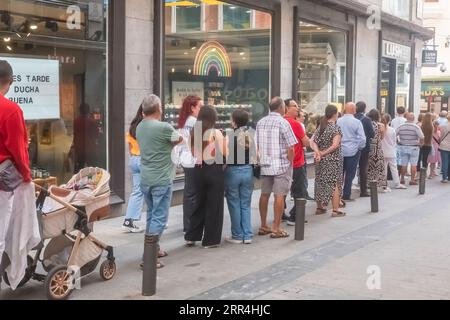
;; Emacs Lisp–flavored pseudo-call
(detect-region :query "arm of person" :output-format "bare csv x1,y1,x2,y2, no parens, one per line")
4,110,32,182
166,124,183,146
357,121,367,150
320,134,341,158
379,123,386,140
417,125,425,147
309,134,321,162
365,118,375,140
298,121,310,148
215,129,228,158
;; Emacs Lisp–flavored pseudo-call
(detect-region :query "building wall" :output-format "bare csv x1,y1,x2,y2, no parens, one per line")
354,15,379,108
119,0,155,216
422,0,450,79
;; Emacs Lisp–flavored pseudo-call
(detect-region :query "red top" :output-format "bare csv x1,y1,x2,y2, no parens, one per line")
0,94,31,182
285,117,306,169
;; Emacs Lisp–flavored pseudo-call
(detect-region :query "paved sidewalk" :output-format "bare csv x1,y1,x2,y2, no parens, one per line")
1,177,450,300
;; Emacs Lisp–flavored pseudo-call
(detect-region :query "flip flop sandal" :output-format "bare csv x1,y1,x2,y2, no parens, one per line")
339,200,346,208
315,208,327,215
158,250,168,258
270,230,290,239
258,227,272,236
332,210,346,218
157,260,165,269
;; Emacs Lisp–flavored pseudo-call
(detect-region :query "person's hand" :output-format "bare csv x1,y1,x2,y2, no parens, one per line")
314,151,321,163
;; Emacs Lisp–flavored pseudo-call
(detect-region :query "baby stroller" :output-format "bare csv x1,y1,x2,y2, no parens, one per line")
2,168,116,300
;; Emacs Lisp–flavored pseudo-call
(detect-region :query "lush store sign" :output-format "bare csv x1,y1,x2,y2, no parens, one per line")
1,57,60,120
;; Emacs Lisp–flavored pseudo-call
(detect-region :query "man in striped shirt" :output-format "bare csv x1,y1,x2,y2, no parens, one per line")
396,113,424,186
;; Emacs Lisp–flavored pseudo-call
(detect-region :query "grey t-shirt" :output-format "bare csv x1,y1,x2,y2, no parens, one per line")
396,122,424,146
137,119,179,187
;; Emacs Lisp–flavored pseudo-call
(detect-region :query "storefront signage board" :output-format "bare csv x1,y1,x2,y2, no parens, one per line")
382,40,411,61
422,50,437,66
172,81,205,106
1,57,60,120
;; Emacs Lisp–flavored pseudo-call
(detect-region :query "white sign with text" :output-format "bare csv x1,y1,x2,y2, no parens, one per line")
1,57,60,120
172,81,204,106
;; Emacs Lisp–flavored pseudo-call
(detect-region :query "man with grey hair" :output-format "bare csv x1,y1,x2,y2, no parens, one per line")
438,111,448,126
256,97,297,239
136,94,183,269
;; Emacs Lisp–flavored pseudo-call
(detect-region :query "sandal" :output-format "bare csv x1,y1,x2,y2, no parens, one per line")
158,250,168,258
139,260,165,269
339,200,346,208
258,226,272,236
270,230,290,239
315,208,327,215
332,210,346,218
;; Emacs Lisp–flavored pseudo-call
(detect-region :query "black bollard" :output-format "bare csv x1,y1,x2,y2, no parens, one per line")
142,235,158,296
370,181,378,213
295,198,307,241
419,167,427,195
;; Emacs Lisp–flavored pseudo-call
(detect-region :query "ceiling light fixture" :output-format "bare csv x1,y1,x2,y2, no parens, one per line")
30,24,38,30
3,37,10,42
6,45,12,51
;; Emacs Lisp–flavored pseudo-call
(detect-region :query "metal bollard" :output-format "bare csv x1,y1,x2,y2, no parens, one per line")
295,198,307,241
419,167,427,195
142,235,158,296
369,181,379,213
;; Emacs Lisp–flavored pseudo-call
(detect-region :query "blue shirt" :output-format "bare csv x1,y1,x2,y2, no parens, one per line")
337,114,366,157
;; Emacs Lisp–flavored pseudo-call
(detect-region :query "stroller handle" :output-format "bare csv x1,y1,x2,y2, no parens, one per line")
35,184,88,219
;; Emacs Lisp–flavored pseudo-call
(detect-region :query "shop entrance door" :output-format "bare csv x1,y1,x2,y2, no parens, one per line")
381,57,397,117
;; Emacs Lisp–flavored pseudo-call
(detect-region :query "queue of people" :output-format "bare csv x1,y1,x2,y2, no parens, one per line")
120,93,450,269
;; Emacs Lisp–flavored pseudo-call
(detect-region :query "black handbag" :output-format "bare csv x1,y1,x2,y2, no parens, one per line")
0,159,24,192
253,164,261,179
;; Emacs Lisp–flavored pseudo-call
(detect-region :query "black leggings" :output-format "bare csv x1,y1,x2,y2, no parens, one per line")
418,146,432,169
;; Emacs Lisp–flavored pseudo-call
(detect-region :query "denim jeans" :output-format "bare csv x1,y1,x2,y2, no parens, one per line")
225,165,254,241
140,184,173,236
441,150,450,181
124,156,144,221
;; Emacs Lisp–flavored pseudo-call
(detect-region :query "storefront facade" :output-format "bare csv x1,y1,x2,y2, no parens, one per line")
421,80,450,113
1,1,432,212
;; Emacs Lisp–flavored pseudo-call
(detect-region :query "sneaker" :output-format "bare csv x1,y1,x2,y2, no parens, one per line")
395,184,407,190
305,196,315,201
203,244,220,249
381,187,392,193
225,237,243,244
441,180,448,184
185,241,196,247
409,181,418,186
281,213,290,221
287,219,296,226
122,219,144,233
243,239,252,244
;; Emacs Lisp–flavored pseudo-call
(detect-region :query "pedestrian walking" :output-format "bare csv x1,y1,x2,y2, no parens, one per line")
310,105,346,217
122,105,145,233
185,106,227,248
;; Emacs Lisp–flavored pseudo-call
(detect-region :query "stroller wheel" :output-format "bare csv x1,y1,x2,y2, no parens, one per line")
99,260,116,281
45,266,74,300
2,255,34,289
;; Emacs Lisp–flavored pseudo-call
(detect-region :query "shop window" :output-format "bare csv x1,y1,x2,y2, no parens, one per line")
175,5,201,32
223,3,251,30
163,0,271,178
0,0,109,185
297,21,347,135
382,0,411,20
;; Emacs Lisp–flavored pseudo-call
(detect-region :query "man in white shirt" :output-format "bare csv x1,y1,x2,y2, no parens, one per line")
391,107,407,131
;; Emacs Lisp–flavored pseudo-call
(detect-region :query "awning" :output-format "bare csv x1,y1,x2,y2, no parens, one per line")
421,81,450,97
